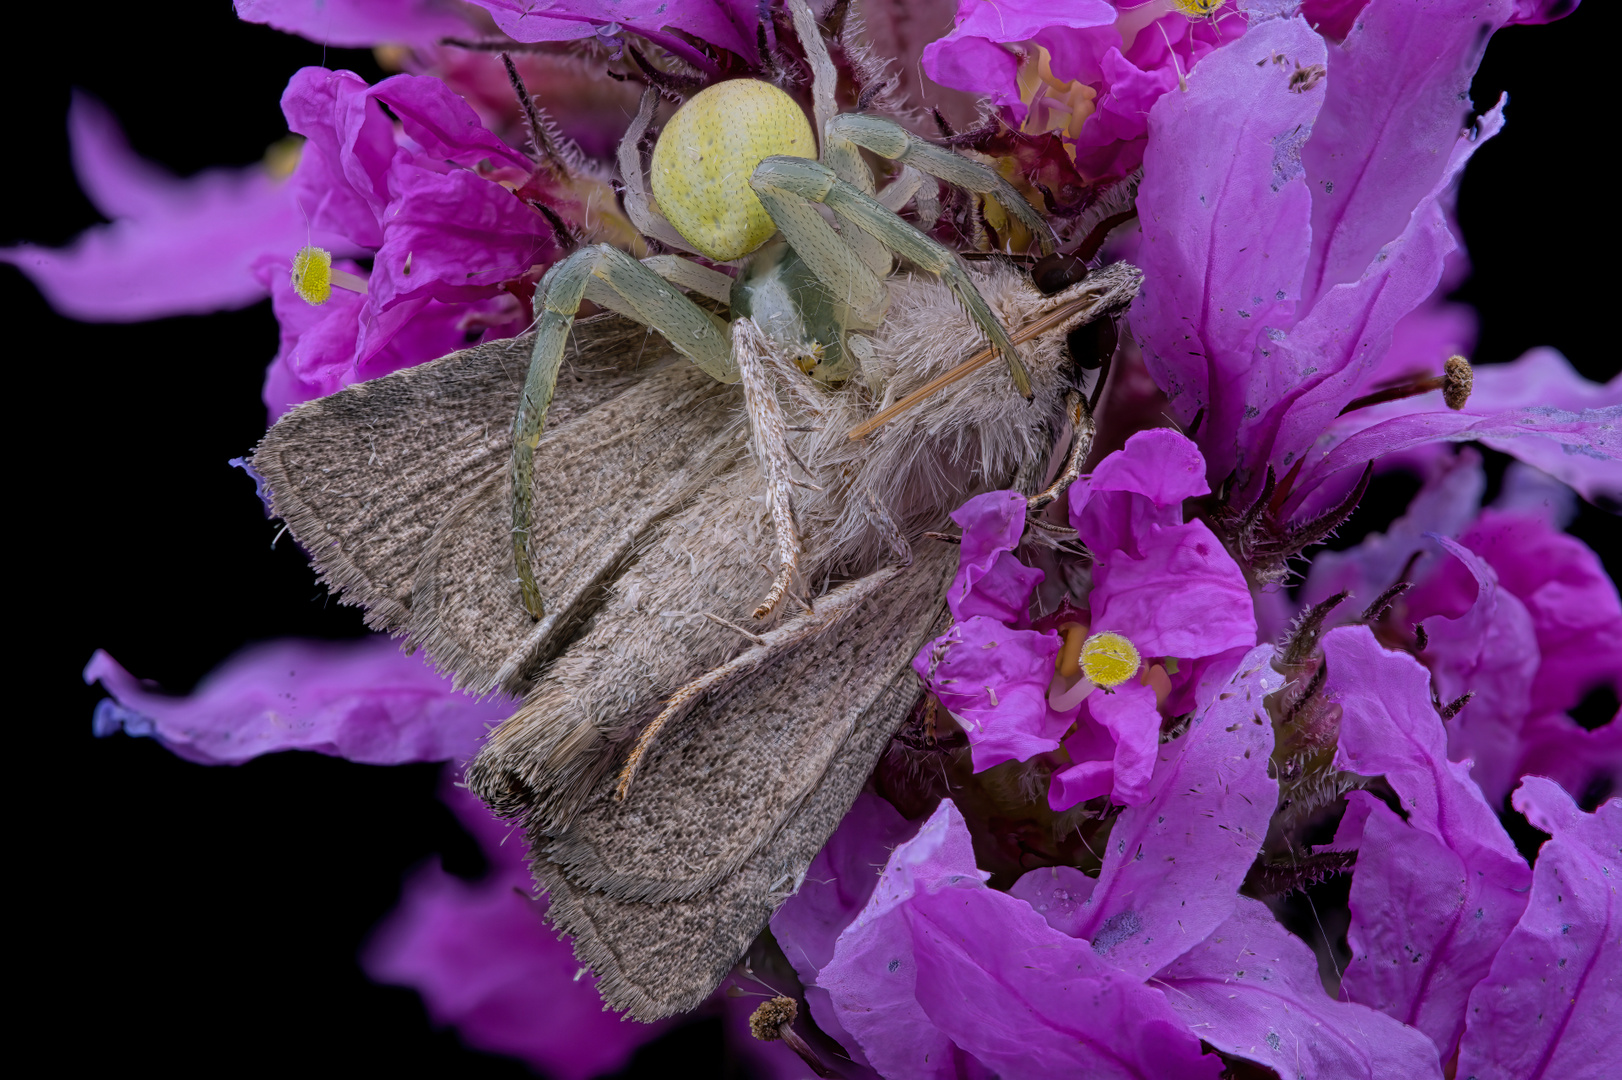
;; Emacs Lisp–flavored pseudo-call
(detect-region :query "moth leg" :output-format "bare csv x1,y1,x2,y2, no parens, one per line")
613,563,904,800
750,156,1032,397
825,113,1057,255
513,244,735,617
732,317,802,622
1027,389,1094,514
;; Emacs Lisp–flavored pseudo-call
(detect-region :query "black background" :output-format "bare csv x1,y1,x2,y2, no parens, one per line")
3,3,1613,1076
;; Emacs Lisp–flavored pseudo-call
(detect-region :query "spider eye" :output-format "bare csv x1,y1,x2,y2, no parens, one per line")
1031,252,1090,296
649,80,816,262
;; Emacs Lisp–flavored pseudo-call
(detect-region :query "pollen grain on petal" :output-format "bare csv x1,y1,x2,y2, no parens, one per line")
290,245,333,305
1081,631,1142,689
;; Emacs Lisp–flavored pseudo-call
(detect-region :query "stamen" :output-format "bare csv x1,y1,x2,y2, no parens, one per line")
1081,631,1141,689
290,246,369,306
1338,355,1474,415
1055,622,1089,678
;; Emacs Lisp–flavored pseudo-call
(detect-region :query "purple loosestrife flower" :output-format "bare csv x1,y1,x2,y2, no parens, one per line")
912,429,1255,810
922,0,1244,181
1130,0,1617,516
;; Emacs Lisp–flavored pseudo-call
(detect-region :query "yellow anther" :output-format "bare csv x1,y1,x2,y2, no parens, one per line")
1081,632,1141,689
291,245,333,305
1173,0,1224,15
649,79,816,262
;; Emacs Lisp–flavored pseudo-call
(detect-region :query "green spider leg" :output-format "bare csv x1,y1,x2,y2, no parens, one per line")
826,113,1058,255
511,244,735,618
750,155,1035,397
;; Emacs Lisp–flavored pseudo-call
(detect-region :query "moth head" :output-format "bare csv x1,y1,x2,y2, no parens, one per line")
648,80,817,262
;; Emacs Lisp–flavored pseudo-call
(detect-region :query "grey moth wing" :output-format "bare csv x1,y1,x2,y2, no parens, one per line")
249,313,745,696
539,546,957,1021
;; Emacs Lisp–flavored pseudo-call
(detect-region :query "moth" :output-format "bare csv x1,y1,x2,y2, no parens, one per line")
249,1,1141,1020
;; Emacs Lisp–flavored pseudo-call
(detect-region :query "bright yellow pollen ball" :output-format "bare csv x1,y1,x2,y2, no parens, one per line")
1081,632,1142,689
650,79,816,262
291,245,333,305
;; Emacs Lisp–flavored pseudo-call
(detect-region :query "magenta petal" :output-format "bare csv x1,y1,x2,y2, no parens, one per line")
1299,0,1514,310
907,886,1222,1080
281,66,396,246
1086,680,1162,807
1,94,336,320
1411,536,1541,805
1010,864,1098,937
1323,625,1533,1059
1461,509,1622,718
1131,16,1327,481
1248,97,1504,487
1090,519,1257,661
1048,755,1114,812
85,637,511,765
1456,779,1620,1080
235,0,472,46
819,800,988,1080
370,166,553,311
465,0,758,69
920,35,1024,114
1071,646,1281,975
369,73,533,174
1512,713,1622,810
946,490,1044,625
1069,429,1209,558
770,791,916,1069
1296,349,1622,512
1158,897,1443,1079
913,617,1074,771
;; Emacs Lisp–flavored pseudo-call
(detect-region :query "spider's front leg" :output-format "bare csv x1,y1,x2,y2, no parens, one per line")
826,114,1058,255
750,156,1035,397
512,245,736,618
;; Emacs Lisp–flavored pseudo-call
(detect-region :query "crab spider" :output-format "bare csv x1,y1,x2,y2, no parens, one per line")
510,0,1056,621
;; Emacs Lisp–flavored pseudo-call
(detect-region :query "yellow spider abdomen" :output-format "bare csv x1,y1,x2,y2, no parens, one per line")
650,79,816,262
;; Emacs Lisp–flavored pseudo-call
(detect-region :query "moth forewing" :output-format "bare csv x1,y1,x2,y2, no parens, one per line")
248,260,1140,1021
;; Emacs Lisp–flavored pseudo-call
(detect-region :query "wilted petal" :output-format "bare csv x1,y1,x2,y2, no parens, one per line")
1070,645,1281,976
365,780,667,1080
86,637,512,765
771,791,916,1069
913,617,1075,771
1132,16,1327,481
921,0,1117,117
908,886,1222,1080
1,95,338,320
819,800,988,1080
946,490,1045,625
1323,625,1532,1059
1090,520,1257,661
1456,778,1620,1080
1158,897,1444,1079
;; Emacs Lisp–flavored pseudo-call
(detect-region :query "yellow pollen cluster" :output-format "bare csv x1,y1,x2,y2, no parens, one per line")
291,245,333,305
1081,632,1142,688
1173,0,1225,15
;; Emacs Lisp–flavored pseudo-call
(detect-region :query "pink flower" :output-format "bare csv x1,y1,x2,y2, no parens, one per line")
922,0,1243,181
